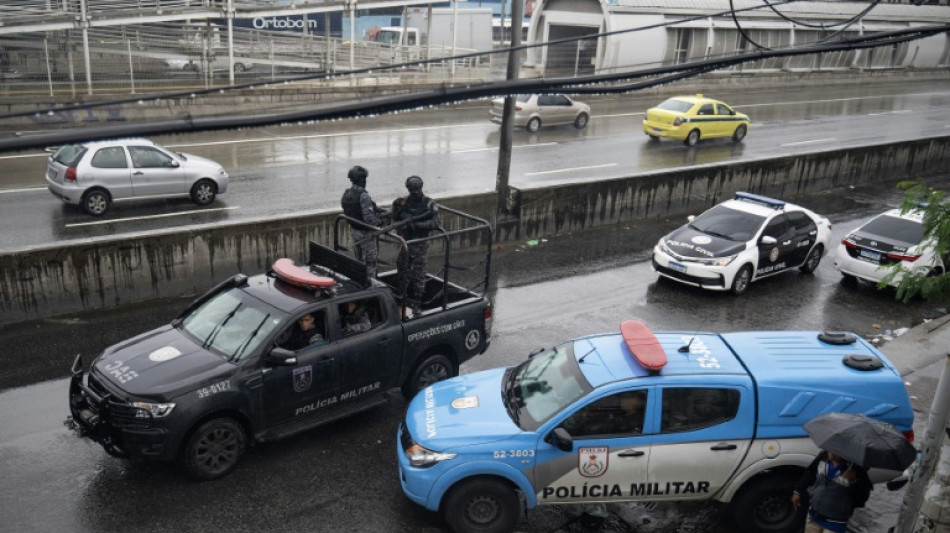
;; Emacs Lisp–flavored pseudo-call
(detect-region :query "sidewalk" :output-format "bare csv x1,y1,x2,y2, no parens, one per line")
852,313,950,533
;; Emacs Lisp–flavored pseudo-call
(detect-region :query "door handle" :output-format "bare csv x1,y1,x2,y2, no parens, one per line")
133,171,144,176
782,240,792,246
618,450,645,457
711,443,737,451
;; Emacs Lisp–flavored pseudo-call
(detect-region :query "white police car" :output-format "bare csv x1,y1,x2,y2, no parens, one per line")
397,320,914,533
835,206,945,287
652,192,832,294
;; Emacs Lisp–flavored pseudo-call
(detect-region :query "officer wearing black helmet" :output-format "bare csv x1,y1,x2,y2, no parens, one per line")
392,175,440,318
340,165,386,279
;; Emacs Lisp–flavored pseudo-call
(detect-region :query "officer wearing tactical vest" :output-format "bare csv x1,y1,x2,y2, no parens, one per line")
341,166,385,279
392,176,440,318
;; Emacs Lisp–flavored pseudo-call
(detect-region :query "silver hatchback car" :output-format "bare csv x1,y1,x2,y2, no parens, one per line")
489,94,591,132
46,138,229,216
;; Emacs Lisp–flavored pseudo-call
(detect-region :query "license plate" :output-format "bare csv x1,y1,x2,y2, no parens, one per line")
859,249,881,262
668,261,687,273
47,167,57,180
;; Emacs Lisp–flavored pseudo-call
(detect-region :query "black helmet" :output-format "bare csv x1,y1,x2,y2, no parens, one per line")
405,175,423,193
348,165,368,184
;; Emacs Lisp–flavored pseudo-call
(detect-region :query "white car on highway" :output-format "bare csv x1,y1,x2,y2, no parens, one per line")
835,207,946,287
46,138,229,216
652,192,833,294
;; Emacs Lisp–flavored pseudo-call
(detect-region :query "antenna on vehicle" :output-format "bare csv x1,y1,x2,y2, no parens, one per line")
678,337,696,353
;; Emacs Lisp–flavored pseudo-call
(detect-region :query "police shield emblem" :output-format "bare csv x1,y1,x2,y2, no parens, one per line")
293,365,313,393
769,247,780,262
578,446,609,478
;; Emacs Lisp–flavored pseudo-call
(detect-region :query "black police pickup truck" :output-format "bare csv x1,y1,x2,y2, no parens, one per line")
66,206,493,479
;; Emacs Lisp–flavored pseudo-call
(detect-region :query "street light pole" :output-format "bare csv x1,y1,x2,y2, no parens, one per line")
451,0,458,80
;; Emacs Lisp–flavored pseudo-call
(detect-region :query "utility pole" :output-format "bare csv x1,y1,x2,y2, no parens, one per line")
494,0,523,221
893,353,950,533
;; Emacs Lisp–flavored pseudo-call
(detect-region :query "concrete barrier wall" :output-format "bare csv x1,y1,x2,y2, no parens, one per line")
2,136,949,325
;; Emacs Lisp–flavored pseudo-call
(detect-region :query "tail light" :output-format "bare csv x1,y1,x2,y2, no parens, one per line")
887,252,922,262
483,306,493,337
65,167,77,182
514,105,522,111
841,238,857,248
673,117,683,127
903,429,914,443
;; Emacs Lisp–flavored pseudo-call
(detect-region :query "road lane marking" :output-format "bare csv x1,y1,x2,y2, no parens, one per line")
64,206,240,227
526,163,617,176
780,138,835,147
0,187,46,194
868,110,914,116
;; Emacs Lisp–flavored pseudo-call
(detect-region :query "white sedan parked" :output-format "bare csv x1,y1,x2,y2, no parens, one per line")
835,207,946,287
652,192,833,295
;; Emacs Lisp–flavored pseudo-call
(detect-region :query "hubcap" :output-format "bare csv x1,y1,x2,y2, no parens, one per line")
196,184,213,203
87,194,106,214
466,495,498,525
419,363,448,387
195,427,237,473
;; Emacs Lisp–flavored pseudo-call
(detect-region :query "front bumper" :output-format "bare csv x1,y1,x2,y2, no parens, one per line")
65,354,174,461
652,246,731,290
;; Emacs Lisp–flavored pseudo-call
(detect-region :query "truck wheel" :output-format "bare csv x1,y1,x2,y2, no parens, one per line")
181,417,246,480
402,354,455,400
731,474,803,533
443,477,520,533
799,245,823,273
730,265,753,295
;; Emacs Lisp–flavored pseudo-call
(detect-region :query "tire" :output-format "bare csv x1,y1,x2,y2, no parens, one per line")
647,134,659,141
684,129,700,146
443,477,520,533
799,245,823,273
573,112,589,130
81,189,111,216
234,63,247,73
731,474,804,533
732,124,748,142
526,117,541,133
402,354,455,400
190,179,217,205
731,265,753,295
182,417,246,481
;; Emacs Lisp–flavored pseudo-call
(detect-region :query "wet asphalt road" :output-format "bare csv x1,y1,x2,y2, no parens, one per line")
0,79,949,251
1,179,948,532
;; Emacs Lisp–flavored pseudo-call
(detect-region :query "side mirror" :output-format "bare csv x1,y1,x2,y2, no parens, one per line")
171,160,180,168
760,235,777,245
687,215,696,223
547,427,574,452
265,347,298,366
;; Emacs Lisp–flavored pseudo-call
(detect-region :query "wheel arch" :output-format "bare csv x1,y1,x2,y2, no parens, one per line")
405,343,460,381
430,463,536,513
174,407,255,461
717,456,811,503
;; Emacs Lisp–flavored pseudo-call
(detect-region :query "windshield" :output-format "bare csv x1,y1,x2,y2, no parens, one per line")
377,30,401,45
861,214,924,245
657,98,693,113
690,204,766,242
179,288,285,362
503,343,592,431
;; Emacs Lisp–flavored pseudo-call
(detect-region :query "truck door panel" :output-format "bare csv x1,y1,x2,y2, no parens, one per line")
331,296,402,393
261,308,337,427
532,389,653,504
647,386,753,500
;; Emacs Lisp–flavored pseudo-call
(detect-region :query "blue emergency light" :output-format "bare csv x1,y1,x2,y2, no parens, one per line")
734,191,785,209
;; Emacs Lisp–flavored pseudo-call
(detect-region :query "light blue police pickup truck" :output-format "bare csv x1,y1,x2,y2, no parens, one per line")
396,320,914,533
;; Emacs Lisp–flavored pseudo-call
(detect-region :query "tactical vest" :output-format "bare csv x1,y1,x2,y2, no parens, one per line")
341,187,365,227
398,194,434,240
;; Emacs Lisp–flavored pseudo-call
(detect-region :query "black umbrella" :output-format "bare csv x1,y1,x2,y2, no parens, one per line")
803,412,917,471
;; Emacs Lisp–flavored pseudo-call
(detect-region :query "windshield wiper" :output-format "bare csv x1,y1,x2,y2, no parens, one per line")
230,314,270,362
202,303,241,349
502,367,521,426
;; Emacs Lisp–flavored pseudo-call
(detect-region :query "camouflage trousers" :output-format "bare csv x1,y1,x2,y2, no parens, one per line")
351,228,378,279
397,242,429,311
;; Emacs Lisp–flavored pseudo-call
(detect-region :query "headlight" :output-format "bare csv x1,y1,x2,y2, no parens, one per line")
406,444,457,468
131,401,176,418
694,254,737,267
656,239,670,254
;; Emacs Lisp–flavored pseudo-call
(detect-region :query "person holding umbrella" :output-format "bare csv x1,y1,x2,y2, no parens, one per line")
793,412,917,533
791,449,872,533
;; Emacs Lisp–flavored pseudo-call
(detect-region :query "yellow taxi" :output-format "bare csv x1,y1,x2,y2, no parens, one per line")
643,94,750,146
